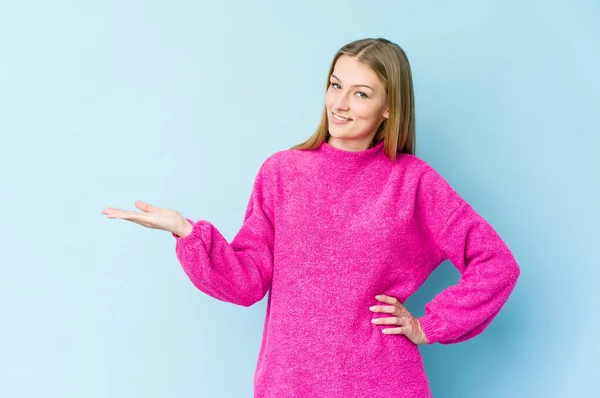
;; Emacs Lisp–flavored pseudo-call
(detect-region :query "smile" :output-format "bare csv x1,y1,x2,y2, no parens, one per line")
332,112,353,122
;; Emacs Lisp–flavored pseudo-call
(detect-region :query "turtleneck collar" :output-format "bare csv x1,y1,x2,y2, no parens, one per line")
317,139,386,162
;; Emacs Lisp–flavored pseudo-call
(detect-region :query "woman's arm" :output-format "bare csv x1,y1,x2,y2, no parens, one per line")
172,157,277,307
415,166,521,345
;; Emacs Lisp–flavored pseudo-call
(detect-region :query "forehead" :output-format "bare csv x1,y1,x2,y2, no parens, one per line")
331,55,382,87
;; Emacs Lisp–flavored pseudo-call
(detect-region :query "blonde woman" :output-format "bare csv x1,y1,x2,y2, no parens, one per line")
103,38,520,397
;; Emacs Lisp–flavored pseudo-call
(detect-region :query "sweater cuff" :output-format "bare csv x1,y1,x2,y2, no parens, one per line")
417,313,444,345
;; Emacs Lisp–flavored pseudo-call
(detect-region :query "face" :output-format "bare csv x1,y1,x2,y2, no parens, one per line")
325,54,388,150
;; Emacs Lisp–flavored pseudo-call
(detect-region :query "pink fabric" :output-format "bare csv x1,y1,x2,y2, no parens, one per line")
173,140,520,397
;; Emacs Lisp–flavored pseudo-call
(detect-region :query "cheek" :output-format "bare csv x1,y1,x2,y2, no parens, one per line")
325,90,335,110
352,102,381,122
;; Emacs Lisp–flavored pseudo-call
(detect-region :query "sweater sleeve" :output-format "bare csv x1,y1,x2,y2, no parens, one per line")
415,167,520,345
171,158,277,307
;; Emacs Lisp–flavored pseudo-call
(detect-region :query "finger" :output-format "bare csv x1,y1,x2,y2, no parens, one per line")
101,207,125,216
102,208,126,218
121,210,153,222
375,295,403,307
382,326,405,335
371,316,405,326
102,208,128,218
105,209,149,222
369,305,400,316
102,208,140,218
134,201,158,213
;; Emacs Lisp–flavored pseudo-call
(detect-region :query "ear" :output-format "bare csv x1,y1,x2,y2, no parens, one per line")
383,108,389,119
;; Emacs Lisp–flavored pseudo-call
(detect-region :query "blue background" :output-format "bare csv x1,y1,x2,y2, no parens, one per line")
1,0,598,396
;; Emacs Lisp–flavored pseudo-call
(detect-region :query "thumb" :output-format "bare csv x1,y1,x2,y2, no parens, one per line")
415,319,428,344
134,201,157,212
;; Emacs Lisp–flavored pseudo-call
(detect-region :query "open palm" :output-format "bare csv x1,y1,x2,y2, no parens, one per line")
101,201,192,237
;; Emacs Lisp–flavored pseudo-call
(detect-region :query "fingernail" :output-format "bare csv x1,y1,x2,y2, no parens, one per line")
369,306,375,311
375,295,381,299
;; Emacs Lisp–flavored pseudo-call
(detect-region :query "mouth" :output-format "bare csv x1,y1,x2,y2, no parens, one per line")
331,112,353,123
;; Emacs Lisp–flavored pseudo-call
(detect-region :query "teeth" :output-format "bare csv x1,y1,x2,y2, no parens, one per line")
333,113,351,122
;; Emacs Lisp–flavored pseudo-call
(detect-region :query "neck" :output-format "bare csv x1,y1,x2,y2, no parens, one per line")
318,136,385,165
326,134,377,152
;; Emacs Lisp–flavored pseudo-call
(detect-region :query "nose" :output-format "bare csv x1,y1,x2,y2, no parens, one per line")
332,92,350,112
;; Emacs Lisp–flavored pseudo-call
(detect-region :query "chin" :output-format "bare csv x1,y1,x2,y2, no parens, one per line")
328,127,355,140
327,123,347,136
327,129,344,139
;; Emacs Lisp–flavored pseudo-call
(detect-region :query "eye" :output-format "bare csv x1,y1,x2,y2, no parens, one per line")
330,82,341,89
356,92,368,99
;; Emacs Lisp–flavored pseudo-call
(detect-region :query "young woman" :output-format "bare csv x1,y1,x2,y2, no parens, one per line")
102,38,520,397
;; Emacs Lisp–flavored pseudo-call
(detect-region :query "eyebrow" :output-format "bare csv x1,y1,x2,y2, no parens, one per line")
330,74,374,91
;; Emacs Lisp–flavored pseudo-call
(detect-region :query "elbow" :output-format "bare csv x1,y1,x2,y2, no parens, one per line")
496,245,520,291
508,256,521,289
232,296,266,307
193,284,266,308
236,293,265,307
227,283,269,308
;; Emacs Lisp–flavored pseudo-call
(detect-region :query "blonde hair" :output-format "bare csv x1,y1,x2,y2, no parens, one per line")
291,38,416,163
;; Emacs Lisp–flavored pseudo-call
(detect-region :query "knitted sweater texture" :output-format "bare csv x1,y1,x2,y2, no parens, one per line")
173,140,520,397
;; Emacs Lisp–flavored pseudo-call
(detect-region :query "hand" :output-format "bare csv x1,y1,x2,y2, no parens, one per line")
370,294,428,345
101,201,193,237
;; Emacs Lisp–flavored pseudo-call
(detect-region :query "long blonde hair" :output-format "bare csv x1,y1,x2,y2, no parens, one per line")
291,38,416,163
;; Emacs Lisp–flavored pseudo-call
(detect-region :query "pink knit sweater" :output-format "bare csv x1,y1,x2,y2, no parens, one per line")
173,139,520,397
